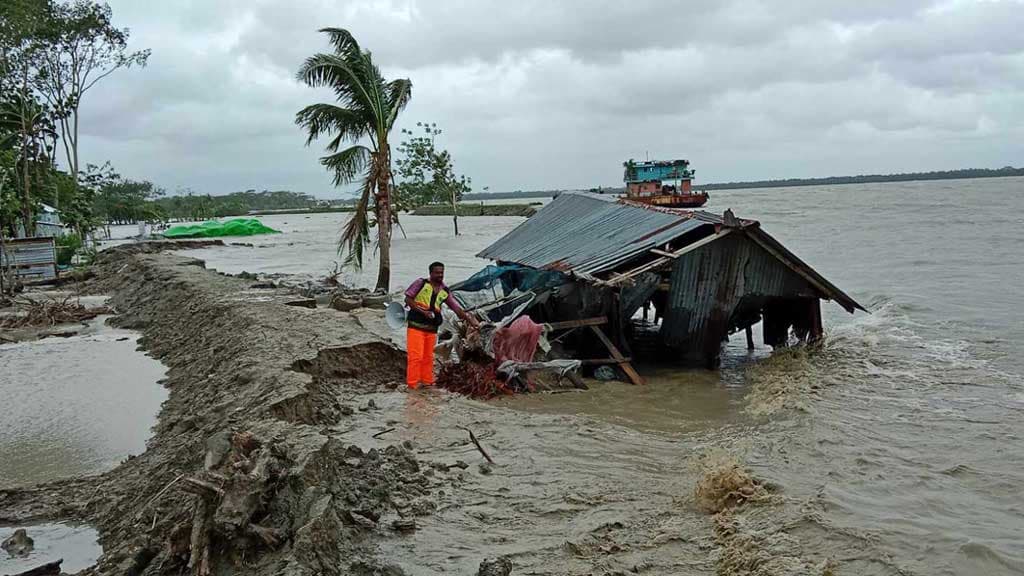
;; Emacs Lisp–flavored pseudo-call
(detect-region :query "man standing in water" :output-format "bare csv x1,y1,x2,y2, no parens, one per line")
404,262,479,389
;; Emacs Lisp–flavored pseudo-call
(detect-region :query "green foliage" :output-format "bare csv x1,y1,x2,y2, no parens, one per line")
394,121,472,211
54,230,82,265
150,189,318,221
33,0,150,182
0,0,147,239
296,27,411,288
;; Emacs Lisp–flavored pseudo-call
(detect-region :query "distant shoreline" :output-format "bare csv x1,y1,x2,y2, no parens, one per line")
465,167,1024,200
247,206,354,216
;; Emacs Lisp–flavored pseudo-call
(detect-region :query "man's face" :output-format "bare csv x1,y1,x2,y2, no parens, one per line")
429,266,444,284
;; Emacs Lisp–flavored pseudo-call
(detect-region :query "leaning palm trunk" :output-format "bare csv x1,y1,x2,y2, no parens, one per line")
296,28,411,293
374,150,393,291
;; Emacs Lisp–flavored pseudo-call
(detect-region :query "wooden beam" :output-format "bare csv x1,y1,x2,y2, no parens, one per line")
654,227,732,260
602,228,735,287
545,316,607,330
580,357,632,366
589,325,644,385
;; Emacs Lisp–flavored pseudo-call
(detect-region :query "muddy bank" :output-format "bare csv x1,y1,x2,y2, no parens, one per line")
0,243,453,575
0,241,859,575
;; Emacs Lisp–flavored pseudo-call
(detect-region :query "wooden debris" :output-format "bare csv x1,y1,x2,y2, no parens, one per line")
10,559,62,576
284,298,316,309
0,295,110,329
589,325,644,385
458,426,495,464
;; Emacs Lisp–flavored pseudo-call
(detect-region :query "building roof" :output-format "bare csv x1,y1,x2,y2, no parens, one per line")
477,192,864,313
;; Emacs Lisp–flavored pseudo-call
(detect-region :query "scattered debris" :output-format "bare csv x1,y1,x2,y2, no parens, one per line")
284,298,317,309
458,426,495,464
477,556,513,576
2,527,34,557
0,295,109,329
391,518,416,533
9,559,62,576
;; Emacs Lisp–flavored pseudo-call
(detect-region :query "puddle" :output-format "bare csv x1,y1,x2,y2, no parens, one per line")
0,316,168,488
0,522,100,575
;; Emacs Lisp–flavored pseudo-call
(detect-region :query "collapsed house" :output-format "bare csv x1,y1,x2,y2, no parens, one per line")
450,192,864,380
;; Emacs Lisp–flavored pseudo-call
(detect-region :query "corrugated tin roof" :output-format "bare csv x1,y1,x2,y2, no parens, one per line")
476,193,716,275
477,192,865,313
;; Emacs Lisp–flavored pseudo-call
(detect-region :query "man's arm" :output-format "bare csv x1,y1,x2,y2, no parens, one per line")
444,291,479,328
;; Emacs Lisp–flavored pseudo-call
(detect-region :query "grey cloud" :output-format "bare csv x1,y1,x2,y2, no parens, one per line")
76,0,1024,195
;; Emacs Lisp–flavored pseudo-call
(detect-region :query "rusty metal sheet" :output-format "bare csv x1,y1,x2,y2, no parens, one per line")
1,237,58,281
477,193,713,276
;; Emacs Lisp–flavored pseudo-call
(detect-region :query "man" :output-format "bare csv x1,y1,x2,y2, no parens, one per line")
404,262,479,389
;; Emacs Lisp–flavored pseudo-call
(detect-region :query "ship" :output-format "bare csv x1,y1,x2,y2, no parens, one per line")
622,158,709,208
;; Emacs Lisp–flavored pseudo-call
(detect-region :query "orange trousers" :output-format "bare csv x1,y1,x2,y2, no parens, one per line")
406,327,437,388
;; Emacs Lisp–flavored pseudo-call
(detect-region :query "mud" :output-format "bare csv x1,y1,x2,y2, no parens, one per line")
0,244,456,575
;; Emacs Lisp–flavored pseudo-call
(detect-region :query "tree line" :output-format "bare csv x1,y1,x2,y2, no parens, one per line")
698,166,1024,191
1,0,149,241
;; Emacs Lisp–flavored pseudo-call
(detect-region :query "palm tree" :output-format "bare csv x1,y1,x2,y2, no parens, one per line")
295,28,411,292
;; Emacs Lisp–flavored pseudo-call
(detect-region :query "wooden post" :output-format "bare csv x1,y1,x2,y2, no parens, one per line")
589,325,644,385
809,298,823,342
745,325,754,350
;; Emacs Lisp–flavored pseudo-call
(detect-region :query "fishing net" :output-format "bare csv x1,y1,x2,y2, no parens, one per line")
162,218,280,239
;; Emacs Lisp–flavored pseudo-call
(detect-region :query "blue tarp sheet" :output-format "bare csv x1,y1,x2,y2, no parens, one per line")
450,264,567,295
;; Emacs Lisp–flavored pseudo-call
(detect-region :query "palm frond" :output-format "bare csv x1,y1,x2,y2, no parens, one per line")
384,79,412,129
339,172,374,270
360,51,388,134
296,53,373,110
321,145,370,186
294,103,369,148
319,28,363,61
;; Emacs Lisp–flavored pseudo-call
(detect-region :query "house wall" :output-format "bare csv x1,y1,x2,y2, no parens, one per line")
662,231,819,365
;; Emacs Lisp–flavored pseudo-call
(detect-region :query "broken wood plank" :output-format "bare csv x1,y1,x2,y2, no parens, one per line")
284,299,316,309
579,357,632,366
545,316,607,331
646,228,733,262
457,426,495,464
598,228,737,287
11,559,62,576
589,325,644,385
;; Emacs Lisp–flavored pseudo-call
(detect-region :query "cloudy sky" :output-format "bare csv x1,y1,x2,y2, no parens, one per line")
82,0,1023,198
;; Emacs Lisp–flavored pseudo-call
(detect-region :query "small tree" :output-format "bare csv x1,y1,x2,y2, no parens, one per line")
395,121,471,236
34,0,149,197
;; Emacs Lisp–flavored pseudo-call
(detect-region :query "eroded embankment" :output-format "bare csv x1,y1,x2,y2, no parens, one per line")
0,244,446,575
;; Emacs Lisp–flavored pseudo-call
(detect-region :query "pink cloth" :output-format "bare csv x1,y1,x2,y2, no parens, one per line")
493,316,543,366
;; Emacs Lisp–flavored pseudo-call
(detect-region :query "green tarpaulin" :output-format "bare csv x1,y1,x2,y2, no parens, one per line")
161,219,280,239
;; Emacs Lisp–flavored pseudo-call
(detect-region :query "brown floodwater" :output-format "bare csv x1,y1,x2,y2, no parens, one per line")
32,177,1024,574
0,523,101,575
0,312,168,488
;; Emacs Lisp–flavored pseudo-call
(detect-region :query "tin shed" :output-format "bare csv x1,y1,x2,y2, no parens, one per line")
470,193,863,367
